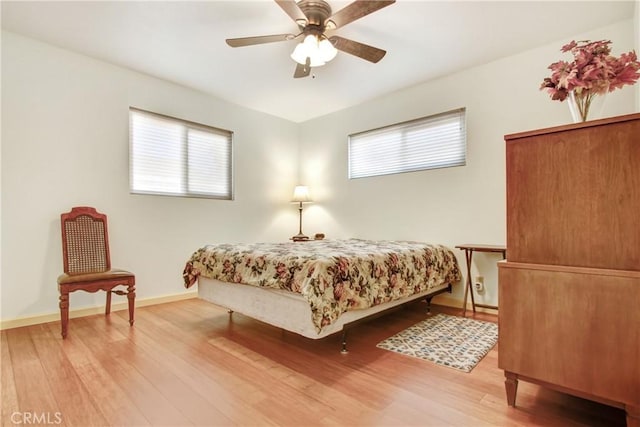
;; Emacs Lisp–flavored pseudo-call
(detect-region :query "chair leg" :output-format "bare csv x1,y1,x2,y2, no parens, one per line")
105,290,112,315
127,281,136,326
59,291,70,339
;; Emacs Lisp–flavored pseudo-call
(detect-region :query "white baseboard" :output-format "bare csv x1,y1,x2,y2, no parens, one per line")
0,291,198,331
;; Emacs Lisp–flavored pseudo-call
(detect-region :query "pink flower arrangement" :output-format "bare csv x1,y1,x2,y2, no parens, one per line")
540,40,640,121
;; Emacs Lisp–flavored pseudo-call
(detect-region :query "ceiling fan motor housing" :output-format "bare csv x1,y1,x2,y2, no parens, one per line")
298,0,334,29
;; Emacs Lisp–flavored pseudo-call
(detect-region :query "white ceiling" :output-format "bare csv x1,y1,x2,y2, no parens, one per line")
1,1,635,122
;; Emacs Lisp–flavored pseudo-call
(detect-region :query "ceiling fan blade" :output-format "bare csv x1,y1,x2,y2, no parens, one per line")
326,0,395,30
275,0,308,26
293,58,311,78
329,36,386,63
226,34,297,47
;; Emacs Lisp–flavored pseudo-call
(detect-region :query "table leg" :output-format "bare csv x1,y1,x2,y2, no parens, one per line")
461,249,476,316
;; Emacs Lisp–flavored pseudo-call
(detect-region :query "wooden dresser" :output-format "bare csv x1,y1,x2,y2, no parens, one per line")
498,113,640,426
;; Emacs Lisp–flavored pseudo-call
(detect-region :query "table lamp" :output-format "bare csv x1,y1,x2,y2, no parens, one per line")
291,185,312,241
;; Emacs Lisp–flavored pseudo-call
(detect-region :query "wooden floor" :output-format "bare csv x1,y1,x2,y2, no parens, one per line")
1,298,626,426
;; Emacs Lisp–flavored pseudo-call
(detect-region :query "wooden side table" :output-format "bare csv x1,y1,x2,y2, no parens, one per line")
455,244,506,316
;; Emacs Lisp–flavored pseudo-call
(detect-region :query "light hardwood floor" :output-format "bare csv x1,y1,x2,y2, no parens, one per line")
1,298,626,426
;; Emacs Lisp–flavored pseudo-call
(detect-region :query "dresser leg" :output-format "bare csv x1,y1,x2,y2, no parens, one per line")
504,371,519,407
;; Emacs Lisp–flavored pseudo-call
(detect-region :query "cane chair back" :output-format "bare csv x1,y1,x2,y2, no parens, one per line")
61,208,111,274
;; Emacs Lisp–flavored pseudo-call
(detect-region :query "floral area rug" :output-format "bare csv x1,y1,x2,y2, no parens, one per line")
376,313,498,373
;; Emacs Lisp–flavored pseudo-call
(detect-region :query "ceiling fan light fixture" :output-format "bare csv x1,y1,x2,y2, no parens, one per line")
290,34,336,67
291,41,325,66
318,37,337,62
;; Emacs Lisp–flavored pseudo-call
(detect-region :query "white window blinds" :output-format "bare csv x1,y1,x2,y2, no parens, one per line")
129,108,233,199
348,108,466,179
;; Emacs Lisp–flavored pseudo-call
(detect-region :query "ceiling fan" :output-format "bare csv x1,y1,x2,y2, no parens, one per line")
225,0,395,78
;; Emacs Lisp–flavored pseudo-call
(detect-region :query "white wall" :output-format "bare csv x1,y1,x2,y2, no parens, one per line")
2,18,638,322
1,31,300,321
297,20,638,308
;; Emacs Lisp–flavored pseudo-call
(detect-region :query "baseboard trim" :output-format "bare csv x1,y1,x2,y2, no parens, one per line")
0,291,198,331
431,294,466,309
1,291,494,331
431,294,499,315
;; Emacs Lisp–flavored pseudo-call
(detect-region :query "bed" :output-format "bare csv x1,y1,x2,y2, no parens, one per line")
183,238,461,351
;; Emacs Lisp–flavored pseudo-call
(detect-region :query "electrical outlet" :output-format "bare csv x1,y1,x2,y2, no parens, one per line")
474,276,484,292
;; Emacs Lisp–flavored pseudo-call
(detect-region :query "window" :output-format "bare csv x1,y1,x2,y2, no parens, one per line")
348,108,466,179
129,108,233,199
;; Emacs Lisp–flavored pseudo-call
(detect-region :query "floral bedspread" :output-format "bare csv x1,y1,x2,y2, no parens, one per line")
183,239,461,332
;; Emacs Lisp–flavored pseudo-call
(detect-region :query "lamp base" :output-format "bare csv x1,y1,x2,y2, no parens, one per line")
291,234,309,242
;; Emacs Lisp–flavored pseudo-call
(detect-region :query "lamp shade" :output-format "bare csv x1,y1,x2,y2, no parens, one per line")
290,34,337,67
292,185,312,203
318,38,337,62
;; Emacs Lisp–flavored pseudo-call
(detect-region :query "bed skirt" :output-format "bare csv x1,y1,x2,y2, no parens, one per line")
197,277,451,339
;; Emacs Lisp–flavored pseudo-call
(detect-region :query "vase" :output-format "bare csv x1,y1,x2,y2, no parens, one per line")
567,90,607,123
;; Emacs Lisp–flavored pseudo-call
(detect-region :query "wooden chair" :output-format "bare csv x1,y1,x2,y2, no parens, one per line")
57,206,135,338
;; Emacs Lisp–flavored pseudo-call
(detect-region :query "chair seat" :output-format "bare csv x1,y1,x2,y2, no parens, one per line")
57,268,134,285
